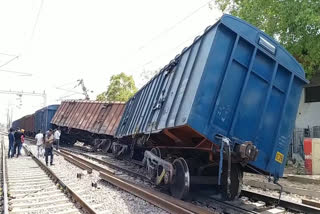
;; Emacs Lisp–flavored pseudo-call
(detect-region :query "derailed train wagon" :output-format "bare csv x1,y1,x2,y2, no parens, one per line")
51,100,125,151
115,15,308,199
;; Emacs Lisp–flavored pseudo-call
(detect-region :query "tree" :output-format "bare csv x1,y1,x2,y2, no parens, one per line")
96,72,137,102
215,0,320,78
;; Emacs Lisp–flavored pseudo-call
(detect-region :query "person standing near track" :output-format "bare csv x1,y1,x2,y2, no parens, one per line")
12,128,24,158
35,130,44,158
44,129,54,166
53,127,61,151
7,128,15,158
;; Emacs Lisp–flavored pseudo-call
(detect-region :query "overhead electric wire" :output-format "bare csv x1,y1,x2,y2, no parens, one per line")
30,0,44,40
55,87,83,95
130,27,208,73
0,56,19,68
126,0,218,75
0,69,32,76
0,53,18,57
55,80,78,88
138,0,214,51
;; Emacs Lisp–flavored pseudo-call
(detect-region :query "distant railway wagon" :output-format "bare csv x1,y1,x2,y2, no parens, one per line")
12,105,59,136
11,118,21,131
115,15,308,199
51,100,125,151
34,105,60,134
23,114,35,136
11,114,35,137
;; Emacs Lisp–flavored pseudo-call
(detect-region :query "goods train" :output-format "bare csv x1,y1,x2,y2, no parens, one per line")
12,105,59,136
12,15,308,200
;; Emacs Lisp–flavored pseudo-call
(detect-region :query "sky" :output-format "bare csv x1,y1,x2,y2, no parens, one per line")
0,0,222,124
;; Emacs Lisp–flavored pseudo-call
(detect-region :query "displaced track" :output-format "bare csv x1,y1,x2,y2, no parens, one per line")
61,146,320,214
56,148,213,214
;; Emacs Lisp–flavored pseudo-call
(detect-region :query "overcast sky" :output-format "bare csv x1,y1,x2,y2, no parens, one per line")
0,0,222,124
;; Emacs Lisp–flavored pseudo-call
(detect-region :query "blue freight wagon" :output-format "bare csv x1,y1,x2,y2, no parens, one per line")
35,105,60,134
115,14,308,199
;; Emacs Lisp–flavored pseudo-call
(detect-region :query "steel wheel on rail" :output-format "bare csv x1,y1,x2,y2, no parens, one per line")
150,147,161,158
170,157,190,199
111,142,125,159
91,139,101,152
101,139,112,154
221,163,243,200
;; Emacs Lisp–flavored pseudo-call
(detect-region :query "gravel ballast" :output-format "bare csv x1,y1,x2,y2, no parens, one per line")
27,144,168,214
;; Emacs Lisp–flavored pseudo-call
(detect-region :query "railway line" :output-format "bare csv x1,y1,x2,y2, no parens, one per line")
57,144,320,214
0,134,317,214
25,142,213,214
0,133,95,214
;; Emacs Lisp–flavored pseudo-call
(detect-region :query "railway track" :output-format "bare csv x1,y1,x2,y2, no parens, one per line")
1,134,9,214
55,147,213,214
0,134,96,214
59,146,320,214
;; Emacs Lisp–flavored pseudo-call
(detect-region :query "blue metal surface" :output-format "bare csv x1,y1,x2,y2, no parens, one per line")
116,15,308,178
35,105,59,133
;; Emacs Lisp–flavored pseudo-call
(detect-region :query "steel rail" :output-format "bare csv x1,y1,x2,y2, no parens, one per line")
241,190,320,214
57,148,214,214
62,146,320,214
60,147,148,180
22,145,97,214
195,193,258,214
59,148,258,214
1,135,9,214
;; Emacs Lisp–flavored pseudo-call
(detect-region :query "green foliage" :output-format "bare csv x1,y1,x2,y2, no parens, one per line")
96,92,107,101
215,0,320,78
96,72,137,102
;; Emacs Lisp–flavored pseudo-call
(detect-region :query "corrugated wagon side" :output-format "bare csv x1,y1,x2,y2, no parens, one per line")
51,100,125,151
35,105,60,134
115,14,308,200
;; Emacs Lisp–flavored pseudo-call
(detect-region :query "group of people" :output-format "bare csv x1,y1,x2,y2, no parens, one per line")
8,128,25,158
35,128,61,166
8,127,61,166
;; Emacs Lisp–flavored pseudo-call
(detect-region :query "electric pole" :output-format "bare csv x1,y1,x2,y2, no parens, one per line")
0,90,47,107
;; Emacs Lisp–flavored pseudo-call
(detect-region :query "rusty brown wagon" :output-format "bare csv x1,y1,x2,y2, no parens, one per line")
51,100,125,152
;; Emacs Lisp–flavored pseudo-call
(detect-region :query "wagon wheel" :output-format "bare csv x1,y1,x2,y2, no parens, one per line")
101,139,112,154
111,143,118,158
170,157,190,199
127,142,136,160
91,139,101,152
221,163,243,200
111,143,125,159
150,147,161,158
